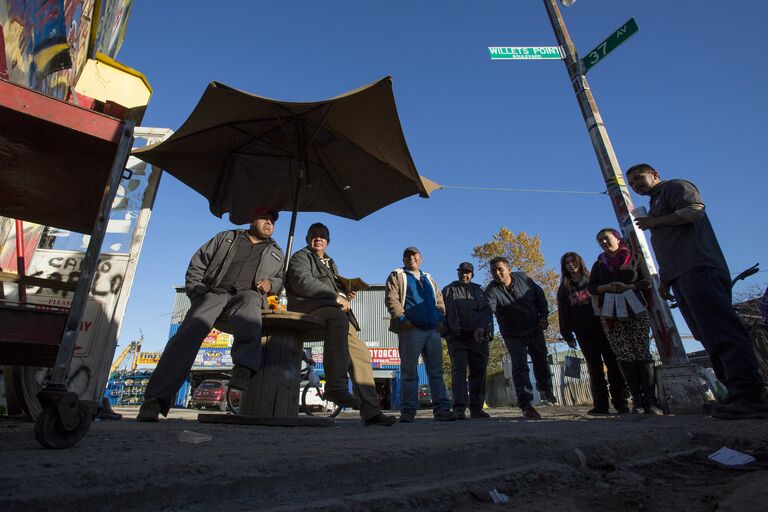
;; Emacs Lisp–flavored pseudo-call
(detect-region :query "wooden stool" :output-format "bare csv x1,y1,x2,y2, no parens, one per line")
199,310,334,427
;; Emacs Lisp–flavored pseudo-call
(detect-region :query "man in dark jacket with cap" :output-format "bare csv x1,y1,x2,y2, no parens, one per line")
138,207,284,422
442,262,494,419
286,222,396,426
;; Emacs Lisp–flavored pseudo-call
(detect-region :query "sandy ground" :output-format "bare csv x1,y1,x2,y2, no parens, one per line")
1,406,767,511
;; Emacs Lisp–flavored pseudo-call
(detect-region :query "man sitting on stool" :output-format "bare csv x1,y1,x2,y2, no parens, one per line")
137,207,283,422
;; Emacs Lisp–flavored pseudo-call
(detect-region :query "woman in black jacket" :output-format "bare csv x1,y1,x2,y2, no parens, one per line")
558,251,629,415
588,228,663,415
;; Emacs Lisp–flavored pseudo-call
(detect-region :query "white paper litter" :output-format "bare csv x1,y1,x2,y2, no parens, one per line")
489,488,510,504
178,430,213,444
708,447,756,466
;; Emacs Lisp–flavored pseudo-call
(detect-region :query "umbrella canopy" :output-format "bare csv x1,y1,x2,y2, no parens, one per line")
133,77,440,229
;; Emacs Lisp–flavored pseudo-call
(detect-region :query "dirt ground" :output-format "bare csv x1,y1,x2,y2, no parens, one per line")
1,406,767,511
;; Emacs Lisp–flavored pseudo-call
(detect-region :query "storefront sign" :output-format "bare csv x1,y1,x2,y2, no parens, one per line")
369,348,400,365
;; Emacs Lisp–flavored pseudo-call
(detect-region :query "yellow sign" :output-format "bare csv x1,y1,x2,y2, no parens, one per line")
137,352,162,365
201,329,233,348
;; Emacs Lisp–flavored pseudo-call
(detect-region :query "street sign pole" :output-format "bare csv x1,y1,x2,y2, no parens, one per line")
541,1,695,372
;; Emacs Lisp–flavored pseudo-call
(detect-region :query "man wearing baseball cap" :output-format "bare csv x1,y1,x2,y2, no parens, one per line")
138,206,283,421
442,262,494,419
385,247,457,422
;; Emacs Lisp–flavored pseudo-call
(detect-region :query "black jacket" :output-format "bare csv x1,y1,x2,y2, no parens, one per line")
286,246,360,330
184,229,284,309
557,278,602,342
485,272,548,338
442,281,494,340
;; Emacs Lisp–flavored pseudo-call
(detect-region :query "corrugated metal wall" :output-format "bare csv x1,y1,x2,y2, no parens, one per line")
172,287,190,324
350,285,397,347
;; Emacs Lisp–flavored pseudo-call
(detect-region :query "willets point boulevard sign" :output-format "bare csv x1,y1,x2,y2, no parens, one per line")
488,47,563,60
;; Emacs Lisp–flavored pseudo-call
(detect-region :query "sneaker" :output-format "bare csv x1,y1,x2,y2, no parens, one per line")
137,397,162,422
324,391,361,408
587,407,611,416
540,391,558,405
229,365,254,391
470,410,491,419
711,397,768,420
363,413,397,427
453,410,467,420
521,405,542,420
399,410,416,423
434,409,459,421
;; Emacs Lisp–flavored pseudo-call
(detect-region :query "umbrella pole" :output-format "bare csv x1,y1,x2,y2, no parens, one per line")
282,166,304,275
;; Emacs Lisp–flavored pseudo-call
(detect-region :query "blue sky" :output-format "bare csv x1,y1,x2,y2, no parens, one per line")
116,1,767,353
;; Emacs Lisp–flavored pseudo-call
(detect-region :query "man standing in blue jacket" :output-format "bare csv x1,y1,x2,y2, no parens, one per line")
485,257,556,419
442,262,494,419
385,247,457,423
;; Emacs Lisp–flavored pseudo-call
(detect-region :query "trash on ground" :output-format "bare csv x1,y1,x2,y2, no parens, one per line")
489,488,510,504
178,430,213,444
708,446,756,466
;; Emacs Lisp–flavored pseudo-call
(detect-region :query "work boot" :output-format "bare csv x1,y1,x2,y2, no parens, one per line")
324,390,361,408
229,365,254,391
399,410,416,423
711,396,768,420
137,397,162,422
452,409,467,420
434,409,459,421
470,409,491,419
363,413,397,426
521,404,542,420
540,391,558,405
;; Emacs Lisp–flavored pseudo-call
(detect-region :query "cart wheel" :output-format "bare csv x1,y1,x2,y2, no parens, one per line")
34,401,93,449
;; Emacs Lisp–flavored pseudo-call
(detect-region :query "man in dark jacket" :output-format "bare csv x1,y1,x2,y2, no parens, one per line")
286,223,396,426
138,207,284,422
628,163,767,419
442,262,494,419
485,257,555,419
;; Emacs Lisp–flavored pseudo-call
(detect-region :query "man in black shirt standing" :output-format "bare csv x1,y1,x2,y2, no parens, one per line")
627,163,767,419
442,262,494,419
138,207,284,422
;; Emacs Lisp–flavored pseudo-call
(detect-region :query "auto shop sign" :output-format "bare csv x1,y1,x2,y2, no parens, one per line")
369,348,400,365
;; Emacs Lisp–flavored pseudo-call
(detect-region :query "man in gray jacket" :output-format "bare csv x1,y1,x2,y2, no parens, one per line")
442,262,494,419
286,223,396,426
138,207,284,422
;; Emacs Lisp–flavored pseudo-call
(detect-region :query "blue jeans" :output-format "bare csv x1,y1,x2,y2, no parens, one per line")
502,331,552,408
398,327,451,413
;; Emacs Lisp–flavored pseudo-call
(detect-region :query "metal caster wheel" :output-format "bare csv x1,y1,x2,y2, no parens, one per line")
34,401,93,449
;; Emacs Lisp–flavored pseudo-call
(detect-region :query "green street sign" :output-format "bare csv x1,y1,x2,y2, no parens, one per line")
581,17,639,73
489,47,563,60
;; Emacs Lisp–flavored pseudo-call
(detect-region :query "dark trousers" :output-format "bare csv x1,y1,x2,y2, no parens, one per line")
672,266,765,400
447,335,490,413
145,290,264,413
309,306,382,420
576,327,628,410
502,331,553,408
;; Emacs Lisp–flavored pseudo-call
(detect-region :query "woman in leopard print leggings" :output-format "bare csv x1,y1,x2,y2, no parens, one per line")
588,228,664,415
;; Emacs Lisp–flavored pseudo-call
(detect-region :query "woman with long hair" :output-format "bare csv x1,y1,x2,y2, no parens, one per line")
588,228,664,415
558,251,629,414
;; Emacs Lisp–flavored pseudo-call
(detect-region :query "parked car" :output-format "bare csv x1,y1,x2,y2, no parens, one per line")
418,384,432,408
190,379,233,411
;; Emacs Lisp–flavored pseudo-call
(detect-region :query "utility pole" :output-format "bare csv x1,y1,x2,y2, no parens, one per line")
542,0,712,413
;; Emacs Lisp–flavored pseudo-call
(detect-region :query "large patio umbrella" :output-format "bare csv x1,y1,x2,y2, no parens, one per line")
133,77,440,262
